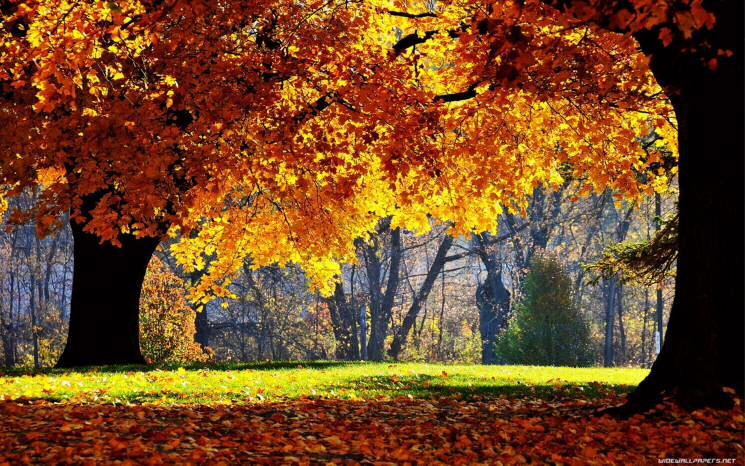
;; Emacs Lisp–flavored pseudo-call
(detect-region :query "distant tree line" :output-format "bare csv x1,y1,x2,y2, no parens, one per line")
0,183,676,369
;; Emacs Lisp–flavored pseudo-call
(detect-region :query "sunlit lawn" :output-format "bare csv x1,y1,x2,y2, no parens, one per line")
4,363,742,464
0,362,648,405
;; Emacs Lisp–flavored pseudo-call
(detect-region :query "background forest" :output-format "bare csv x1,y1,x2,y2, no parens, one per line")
0,182,676,369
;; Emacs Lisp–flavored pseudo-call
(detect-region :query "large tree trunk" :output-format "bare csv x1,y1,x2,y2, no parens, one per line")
57,220,160,367
625,3,744,410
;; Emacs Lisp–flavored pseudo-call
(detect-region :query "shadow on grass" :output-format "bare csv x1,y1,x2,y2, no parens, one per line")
322,374,638,401
0,360,355,376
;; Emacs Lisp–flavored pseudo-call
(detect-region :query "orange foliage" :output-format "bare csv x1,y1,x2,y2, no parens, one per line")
1,0,718,297
0,396,741,463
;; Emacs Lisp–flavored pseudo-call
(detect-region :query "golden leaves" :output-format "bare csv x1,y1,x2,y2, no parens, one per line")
1,0,684,301
140,257,209,364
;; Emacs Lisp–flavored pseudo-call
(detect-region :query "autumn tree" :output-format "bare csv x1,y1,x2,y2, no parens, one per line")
1,0,690,382
538,0,743,410
0,0,422,366
379,0,741,409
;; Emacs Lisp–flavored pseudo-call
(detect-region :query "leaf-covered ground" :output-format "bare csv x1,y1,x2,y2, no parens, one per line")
0,363,742,464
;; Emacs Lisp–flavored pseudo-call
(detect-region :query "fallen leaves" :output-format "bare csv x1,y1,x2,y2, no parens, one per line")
0,396,741,464
0,366,740,462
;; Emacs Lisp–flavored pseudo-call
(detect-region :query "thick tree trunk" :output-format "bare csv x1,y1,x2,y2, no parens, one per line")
625,4,744,410
56,220,160,367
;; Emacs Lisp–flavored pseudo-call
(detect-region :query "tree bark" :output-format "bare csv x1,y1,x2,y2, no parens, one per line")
56,220,160,367
624,2,744,410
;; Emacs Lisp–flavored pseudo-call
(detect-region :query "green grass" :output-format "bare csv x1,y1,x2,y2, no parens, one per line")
0,362,648,406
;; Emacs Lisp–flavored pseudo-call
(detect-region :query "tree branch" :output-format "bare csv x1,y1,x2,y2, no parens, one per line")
388,10,437,19
434,82,481,103
393,30,437,55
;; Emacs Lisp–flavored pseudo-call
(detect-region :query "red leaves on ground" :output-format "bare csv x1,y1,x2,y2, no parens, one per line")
0,397,742,464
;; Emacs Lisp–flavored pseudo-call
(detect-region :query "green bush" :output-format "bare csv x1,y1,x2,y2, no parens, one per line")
495,254,595,366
